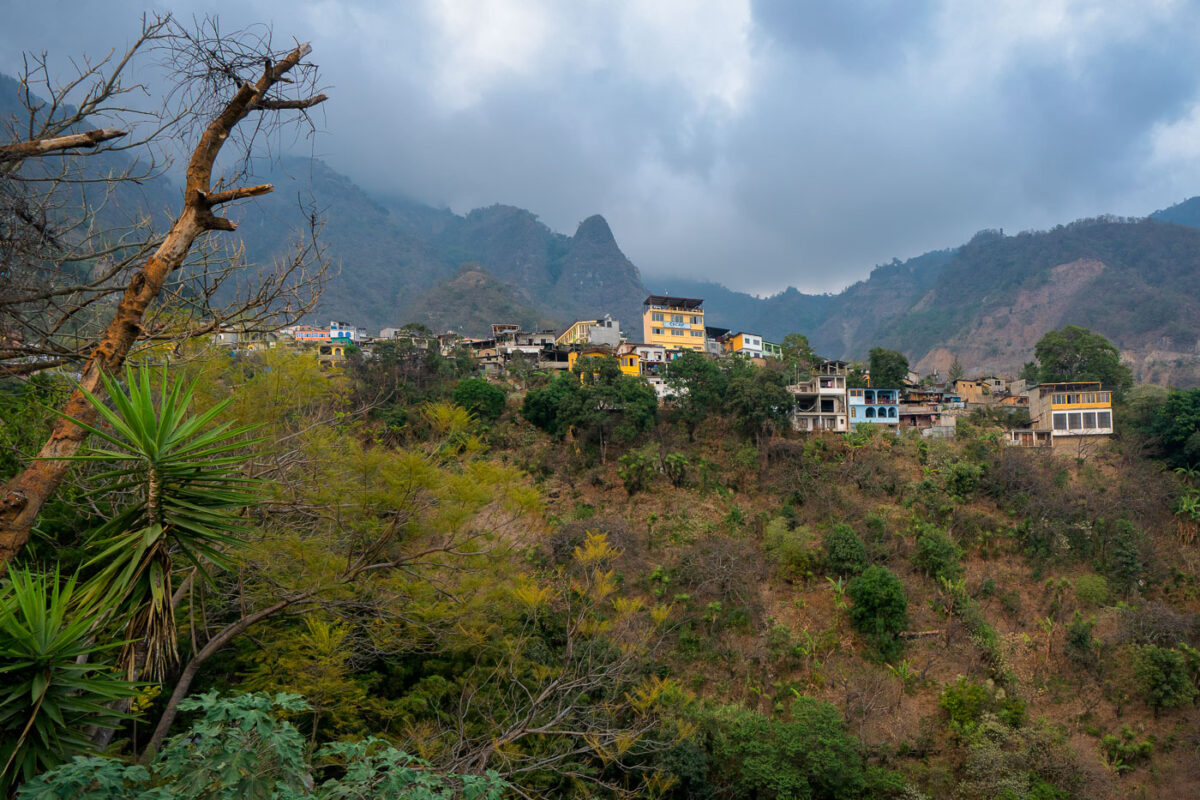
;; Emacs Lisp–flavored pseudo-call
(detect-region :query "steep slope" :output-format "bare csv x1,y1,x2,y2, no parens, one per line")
400,266,561,336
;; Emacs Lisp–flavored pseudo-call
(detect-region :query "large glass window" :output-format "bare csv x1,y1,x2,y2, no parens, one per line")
652,312,663,321
671,329,684,336
1053,413,1067,430
1083,412,1097,429
1099,411,1112,428
671,314,683,323
690,330,703,337
1068,412,1082,430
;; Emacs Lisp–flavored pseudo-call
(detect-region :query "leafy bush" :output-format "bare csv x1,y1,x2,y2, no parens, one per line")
617,448,657,496
452,377,506,420
823,524,868,576
847,566,908,661
706,697,903,800
1133,644,1198,713
763,519,819,582
1073,573,1109,607
20,692,506,799
911,525,963,582
1100,726,1155,773
663,452,690,487
942,461,984,500
939,676,1026,732
1065,613,1098,669
0,570,138,795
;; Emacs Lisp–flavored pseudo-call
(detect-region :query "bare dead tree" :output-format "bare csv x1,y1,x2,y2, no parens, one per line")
0,15,329,568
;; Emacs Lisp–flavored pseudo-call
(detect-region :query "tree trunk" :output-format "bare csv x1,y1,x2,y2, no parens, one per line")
0,41,325,571
139,595,307,761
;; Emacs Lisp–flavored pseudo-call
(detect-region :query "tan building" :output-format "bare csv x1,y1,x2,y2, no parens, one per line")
642,295,706,352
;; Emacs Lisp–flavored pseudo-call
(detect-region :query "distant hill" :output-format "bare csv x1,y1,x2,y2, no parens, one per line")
10,66,1200,385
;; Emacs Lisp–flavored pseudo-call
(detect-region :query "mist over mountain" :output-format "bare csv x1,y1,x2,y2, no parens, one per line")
8,64,1200,385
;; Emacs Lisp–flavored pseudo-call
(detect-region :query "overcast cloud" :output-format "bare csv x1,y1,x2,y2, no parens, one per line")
5,0,1200,295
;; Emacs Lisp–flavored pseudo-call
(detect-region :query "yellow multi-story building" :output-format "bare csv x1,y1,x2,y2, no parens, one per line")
1029,381,1113,437
642,295,706,352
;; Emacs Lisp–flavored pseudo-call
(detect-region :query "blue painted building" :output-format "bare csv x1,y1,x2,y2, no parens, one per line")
848,388,901,429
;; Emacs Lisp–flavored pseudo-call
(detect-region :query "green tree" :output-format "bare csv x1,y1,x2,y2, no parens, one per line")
948,355,965,382
1151,388,1200,467
847,566,908,661
781,333,821,375
723,358,793,447
706,697,902,800
867,348,908,389
452,378,506,421
1133,645,1198,714
911,526,963,581
665,351,728,439
823,524,868,577
66,367,261,681
1031,326,1133,396
523,358,656,461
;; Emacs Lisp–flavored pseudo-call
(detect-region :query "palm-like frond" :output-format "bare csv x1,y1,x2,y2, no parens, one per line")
0,568,137,795
54,365,263,680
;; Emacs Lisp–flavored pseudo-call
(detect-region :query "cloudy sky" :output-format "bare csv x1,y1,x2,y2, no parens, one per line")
6,0,1200,295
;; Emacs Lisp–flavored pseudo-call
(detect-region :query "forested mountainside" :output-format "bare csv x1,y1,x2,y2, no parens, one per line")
234,151,1200,383
654,217,1200,386
230,157,646,335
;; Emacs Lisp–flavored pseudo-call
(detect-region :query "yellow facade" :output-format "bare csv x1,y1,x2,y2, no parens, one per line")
557,320,591,346
642,295,705,352
619,354,640,376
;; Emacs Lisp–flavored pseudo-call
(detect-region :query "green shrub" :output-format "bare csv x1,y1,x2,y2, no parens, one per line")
764,519,818,581
1133,644,1198,713
1065,612,1097,669
663,452,690,487
706,697,904,800
943,460,984,499
847,566,908,661
617,448,657,496
939,676,1026,732
911,525,963,581
1073,573,1109,607
1100,726,1155,773
1102,520,1145,592
823,523,868,576
452,377,506,420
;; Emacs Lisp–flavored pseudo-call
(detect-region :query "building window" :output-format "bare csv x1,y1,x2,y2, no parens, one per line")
671,314,683,323
1053,413,1067,430
652,312,663,322
653,328,663,335
690,330,703,337
1068,412,1082,430
850,407,856,418
1083,411,1097,429
690,315,700,324
671,329,684,336
1099,411,1112,428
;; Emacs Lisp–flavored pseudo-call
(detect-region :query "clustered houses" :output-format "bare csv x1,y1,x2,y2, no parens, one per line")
220,297,1117,453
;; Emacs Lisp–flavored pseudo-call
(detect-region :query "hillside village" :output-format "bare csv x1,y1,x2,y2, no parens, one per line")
246,293,1115,455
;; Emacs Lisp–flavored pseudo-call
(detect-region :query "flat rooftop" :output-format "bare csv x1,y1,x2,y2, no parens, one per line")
644,295,704,309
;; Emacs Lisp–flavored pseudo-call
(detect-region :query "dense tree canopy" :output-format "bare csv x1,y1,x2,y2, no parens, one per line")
867,348,908,389
1029,325,1133,396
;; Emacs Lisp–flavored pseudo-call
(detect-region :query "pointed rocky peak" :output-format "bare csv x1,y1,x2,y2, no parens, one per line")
573,215,618,249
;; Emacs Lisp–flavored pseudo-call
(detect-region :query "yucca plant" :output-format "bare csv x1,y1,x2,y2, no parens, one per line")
64,365,262,680
0,567,137,795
